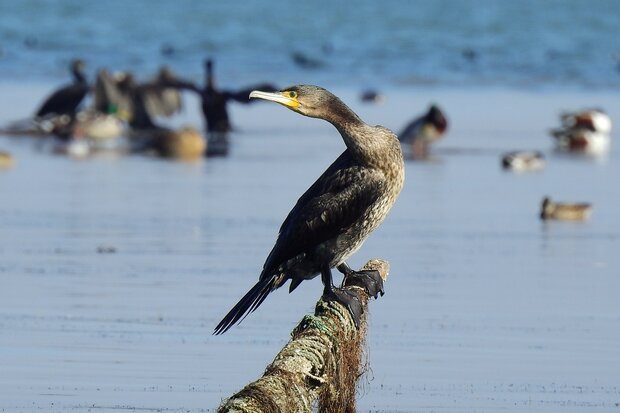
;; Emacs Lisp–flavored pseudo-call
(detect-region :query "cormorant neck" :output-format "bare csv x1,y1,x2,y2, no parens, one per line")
73,69,86,84
206,64,215,90
323,100,375,161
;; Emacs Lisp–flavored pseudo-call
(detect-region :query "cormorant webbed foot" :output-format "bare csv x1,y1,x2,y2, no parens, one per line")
321,265,363,328
343,269,385,299
322,284,363,329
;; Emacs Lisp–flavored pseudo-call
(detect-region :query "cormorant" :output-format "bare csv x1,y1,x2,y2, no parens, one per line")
161,59,277,155
214,85,405,334
36,59,89,118
398,104,448,159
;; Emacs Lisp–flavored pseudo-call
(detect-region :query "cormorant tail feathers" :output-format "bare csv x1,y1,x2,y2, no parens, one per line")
213,276,275,334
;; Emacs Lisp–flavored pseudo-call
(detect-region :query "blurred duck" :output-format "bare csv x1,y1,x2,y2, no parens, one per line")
49,109,125,142
550,109,612,154
161,58,278,156
36,59,89,119
360,89,385,104
97,69,205,160
398,104,448,159
93,67,183,131
540,197,592,221
559,109,611,134
290,51,326,69
148,126,205,160
501,151,545,172
0,150,15,169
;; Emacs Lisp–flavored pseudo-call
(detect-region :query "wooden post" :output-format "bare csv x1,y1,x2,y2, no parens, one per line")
217,259,389,413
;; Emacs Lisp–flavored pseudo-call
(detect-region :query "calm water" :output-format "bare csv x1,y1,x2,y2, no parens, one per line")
1,2,620,410
1,84,619,411
1,1,620,89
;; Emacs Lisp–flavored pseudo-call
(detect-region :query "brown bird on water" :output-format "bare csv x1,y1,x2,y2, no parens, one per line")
214,85,405,334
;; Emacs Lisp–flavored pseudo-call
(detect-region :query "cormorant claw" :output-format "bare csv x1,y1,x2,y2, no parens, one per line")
322,287,363,329
343,269,385,299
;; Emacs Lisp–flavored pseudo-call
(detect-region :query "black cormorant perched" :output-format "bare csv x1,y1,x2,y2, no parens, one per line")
36,59,89,118
214,85,405,334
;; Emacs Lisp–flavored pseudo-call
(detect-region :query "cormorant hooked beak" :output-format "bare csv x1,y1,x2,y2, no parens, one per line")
249,90,301,111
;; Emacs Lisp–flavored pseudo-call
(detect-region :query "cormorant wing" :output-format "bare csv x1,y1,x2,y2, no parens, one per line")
260,151,385,279
141,86,183,118
138,68,190,118
157,75,202,94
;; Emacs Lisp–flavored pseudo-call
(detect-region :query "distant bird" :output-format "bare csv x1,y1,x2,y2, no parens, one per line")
559,109,612,134
550,109,612,154
540,197,592,221
161,59,278,156
0,150,15,169
46,109,125,145
147,126,206,160
36,59,89,119
291,51,326,69
501,151,545,172
92,69,134,118
360,89,385,104
93,67,183,131
398,104,448,159
214,85,405,334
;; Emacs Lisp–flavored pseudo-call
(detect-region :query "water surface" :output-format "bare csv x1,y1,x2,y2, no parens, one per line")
1,86,619,411
1,1,619,89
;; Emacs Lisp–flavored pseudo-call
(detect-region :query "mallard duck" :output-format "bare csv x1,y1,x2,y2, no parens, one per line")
501,151,545,171
398,104,448,159
74,110,124,141
540,197,592,221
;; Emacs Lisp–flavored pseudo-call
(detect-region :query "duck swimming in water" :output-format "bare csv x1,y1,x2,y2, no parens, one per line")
398,104,448,159
501,150,546,172
214,85,405,334
540,197,592,221
550,108,612,154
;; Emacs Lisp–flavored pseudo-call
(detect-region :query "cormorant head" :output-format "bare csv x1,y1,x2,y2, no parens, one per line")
70,59,86,73
70,59,86,81
249,85,345,120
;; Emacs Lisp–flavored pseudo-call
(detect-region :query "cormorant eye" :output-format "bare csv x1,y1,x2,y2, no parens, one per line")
288,91,298,98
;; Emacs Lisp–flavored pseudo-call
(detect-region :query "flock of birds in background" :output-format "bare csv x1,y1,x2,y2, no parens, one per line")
0,58,614,221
